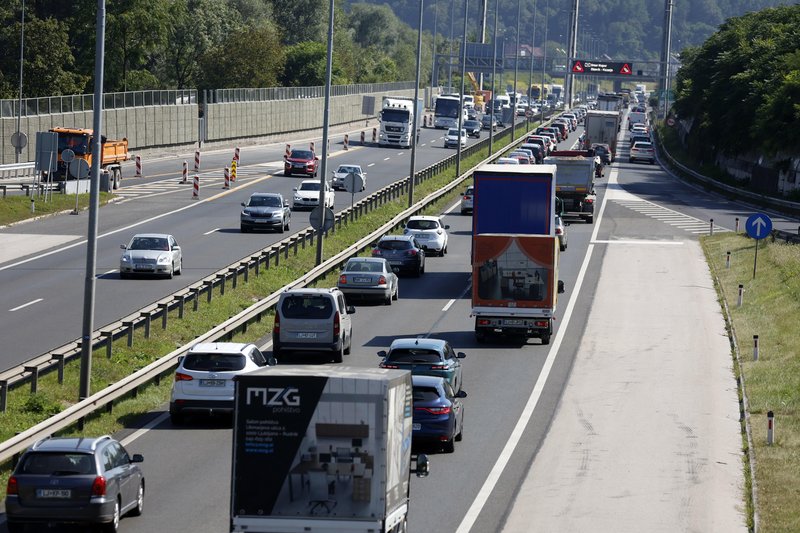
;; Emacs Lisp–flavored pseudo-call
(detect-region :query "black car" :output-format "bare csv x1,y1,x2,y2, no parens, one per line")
371,235,426,277
592,143,613,164
463,119,482,138
5,435,144,532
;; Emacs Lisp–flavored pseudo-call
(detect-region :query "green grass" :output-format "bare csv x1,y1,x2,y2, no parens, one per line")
0,192,114,227
702,233,800,533
0,126,522,495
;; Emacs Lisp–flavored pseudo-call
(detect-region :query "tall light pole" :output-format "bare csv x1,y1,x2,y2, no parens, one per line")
527,0,537,127
448,0,456,91
315,0,335,265
661,0,675,118
456,0,468,180
488,0,499,155
430,0,438,93
565,0,580,107
408,0,425,208
14,0,26,164
78,0,107,401
511,0,521,141
540,0,548,124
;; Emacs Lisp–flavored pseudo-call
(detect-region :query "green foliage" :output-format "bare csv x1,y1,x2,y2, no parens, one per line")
199,23,285,90
23,393,61,416
674,5,800,157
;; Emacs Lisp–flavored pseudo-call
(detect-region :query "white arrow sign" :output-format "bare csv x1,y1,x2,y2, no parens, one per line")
752,216,767,237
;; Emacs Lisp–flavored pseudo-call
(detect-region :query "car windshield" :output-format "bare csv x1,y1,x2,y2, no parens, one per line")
413,386,441,402
406,219,439,230
129,237,169,251
299,182,320,191
290,150,313,159
248,196,281,207
345,260,383,273
378,239,411,251
21,453,95,475
447,129,460,136
387,348,443,364
336,166,359,174
183,353,246,372
280,295,333,319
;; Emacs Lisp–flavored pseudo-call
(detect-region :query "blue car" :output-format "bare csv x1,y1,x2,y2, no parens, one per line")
411,375,466,453
378,337,466,392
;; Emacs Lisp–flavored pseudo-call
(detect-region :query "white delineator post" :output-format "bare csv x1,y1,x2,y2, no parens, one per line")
737,284,744,307
372,128,377,143
181,161,188,184
192,175,199,199
344,134,349,150
223,167,230,189
753,335,759,361
194,150,201,171
767,411,775,445
726,251,731,269
135,155,142,177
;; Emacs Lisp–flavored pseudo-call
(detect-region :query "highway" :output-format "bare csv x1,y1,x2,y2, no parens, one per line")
1,111,782,532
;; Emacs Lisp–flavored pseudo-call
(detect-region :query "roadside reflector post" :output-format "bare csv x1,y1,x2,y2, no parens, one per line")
767,411,775,445
135,155,142,177
361,131,365,145
726,251,731,269
735,217,740,233
737,284,744,307
372,128,377,143
753,335,759,361
223,167,230,189
709,218,714,236
344,134,349,150
192,175,200,199
194,150,201,171
181,161,188,184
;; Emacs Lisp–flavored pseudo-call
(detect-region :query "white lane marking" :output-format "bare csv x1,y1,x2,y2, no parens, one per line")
120,412,170,447
442,299,456,312
0,176,272,273
203,228,220,235
456,132,627,533
591,240,684,245
384,157,391,161
9,298,43,312
104,269,118,275
367,163,375,167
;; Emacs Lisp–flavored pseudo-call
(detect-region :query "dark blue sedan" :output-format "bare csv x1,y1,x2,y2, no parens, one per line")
411,375,466,453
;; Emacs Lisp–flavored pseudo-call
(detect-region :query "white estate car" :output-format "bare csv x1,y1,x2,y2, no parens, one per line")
403,215,450,256
293,179,335,210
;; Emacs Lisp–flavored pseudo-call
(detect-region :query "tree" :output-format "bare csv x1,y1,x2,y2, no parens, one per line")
267,0,326,46
198,24,285,90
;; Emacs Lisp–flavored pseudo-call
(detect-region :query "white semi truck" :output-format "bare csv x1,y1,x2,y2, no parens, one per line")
230,366,429,533
379,97,423,148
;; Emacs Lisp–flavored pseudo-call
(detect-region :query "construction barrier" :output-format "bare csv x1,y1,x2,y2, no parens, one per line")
234,147,240,162
372,128,377,143
223,167,230,189
194,150,200,171
344,134,349,150
230,160,237,182
360,131,365,145
192,175,199,199
285,144,291,158
310,141,315,152
135,155,142,177
181,161,188,184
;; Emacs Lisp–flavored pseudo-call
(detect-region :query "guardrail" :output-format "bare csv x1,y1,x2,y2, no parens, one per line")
0,162,37,197
0,113,553,465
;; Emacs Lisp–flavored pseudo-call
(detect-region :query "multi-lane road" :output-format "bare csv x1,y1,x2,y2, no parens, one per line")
2,110,790,531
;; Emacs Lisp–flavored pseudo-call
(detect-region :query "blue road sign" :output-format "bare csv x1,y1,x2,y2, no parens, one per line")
745,213,773,240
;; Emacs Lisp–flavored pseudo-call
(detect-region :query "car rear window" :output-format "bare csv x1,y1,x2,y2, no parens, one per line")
280,295,334,319
386,348,442,363
413,386,441,402
21,453,95,475
406,219,438,230
378,240,411,251
633,142,653,149
346,261,382,273
183,353,246,371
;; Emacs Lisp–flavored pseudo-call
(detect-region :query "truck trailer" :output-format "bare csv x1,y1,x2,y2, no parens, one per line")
230,366,429,533
379,97,423,148
583,110,621,160
544,150,596,223
470,164,563,345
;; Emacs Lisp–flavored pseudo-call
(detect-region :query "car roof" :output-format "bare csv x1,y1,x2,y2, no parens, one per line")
30,435,112,453
189,342,253,354
408,215,440,222
632,141,653,147
282,287,340,296
347,257,387,263
379,234,414,241
250,192,281,198
389,337,448,351
336,164,361,170
300,179,319,185
411,374,446,387
131,233,172,239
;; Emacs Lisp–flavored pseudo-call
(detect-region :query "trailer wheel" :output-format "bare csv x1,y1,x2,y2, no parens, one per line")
541,333,551,345
584,215,594,224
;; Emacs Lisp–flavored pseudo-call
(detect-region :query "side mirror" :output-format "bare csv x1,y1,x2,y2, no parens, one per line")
177,355,185,364
241,202,246,207
346,305,356,314
558,280,565,294
444,225,451,230
455,390,468,398
120,244,127,250
283,154,288,160
172,245,180,251
131,454,144,463
413,453,430,477
377,350,388,358
293,187,298,192
268,357,278,366
456,351,466,359
283,200,289,207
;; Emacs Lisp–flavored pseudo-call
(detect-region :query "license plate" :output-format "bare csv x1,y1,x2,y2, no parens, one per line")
293,164,305,168
297,332,317,339
255,219,270,223
415,234,429,239
353,277,371,283
134,264,152,270
37,489,71,498
389,261,403,266
200,379,226,387
412,423,421,430
504,319,524,326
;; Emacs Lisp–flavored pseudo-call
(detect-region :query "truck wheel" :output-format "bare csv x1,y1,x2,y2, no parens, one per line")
113,169,121,190
541,333,551,345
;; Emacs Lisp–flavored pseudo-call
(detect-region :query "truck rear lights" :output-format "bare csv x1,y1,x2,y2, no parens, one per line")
534,320,549,328
477,319,491,326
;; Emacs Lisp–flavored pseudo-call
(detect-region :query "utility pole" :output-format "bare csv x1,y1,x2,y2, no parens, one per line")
408,0,425,208
527,0,537,127
511,0,521,141
456,0,469,180
430,0,438,93
315,0,335,265
14,0,26,164
566,0,580,108
488,0,499,155
660,0,675,118
540,0,548,124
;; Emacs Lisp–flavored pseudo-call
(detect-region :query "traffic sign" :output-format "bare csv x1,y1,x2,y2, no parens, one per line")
310,206,335,232
571,61,584,73
68,158,90,179
11,131,28,149
666,117,676,127
61,149,75,163
745,213,772,240
342,172,365,194
568,59,635,77
619,63,632,75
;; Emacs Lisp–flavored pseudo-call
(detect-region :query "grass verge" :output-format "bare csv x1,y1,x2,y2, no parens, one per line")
702,233,800,532
0,192,114,227
0,126,524,494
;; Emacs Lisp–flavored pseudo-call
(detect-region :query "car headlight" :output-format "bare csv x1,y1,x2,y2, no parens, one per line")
121,255,130,263
294,196,302,201
157,254,171,264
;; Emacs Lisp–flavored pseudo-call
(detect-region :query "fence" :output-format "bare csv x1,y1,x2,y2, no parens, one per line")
211,82,415,104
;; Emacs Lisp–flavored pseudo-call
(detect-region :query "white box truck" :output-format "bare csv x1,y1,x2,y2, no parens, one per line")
230,366,429,533
379,97,423,148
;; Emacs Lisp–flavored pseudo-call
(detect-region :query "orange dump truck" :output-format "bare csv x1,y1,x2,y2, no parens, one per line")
48,127,129,189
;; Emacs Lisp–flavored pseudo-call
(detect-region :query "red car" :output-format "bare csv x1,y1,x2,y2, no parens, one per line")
283,149,319,177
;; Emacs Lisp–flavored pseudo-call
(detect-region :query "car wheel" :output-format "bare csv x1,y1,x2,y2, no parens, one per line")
560,243,566,252
170,410,184,426
455,418,464,441
120,272,129,280
284,170,291,177
167,265,174,279
384,293,392,305
278,222,284,234
5,521,25,533
443,244,448,255
392,284,399,301
102,499,120,532
414,265,422,278
129,481,144,516
461,209,467,215
176,259,182,275
333,342,344,363
241,226,249,233
285,218,290,231
442,438,455,454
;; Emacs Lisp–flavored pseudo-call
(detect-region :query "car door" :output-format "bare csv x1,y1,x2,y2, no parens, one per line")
104,442,135,510
169,235,181,270
444,343,462,391
337,293,352,341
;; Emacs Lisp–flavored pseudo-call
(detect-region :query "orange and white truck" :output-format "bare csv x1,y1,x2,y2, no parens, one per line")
47,127,129,189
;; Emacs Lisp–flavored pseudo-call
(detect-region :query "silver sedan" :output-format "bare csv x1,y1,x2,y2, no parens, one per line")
336,257,399,305
120,233,182,279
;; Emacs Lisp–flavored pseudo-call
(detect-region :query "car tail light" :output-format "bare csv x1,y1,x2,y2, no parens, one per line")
585,197,594,204
175,372,193,382
429,364,448,370
273,312,280,334
339,274,347,284
416,406,452,415
333,311,340,337
477,318,491,326
380,362,399,369
378,276,387,285
371,249,382,256
6,476,18,495
535,320,549,327
555,227,563,235
91,476,107,497
406,249,418,257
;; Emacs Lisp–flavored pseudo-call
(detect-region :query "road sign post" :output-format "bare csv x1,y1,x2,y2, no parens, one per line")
745,213,773,279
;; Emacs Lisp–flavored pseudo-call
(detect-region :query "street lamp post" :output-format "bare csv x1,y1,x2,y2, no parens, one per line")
511,0,521,141
489,0,499,156
540,0,548,124
15,0,26,164
315,0,335,265
408,0,425,208
456,0,469,180
430,0,438,93
527,0,537,127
